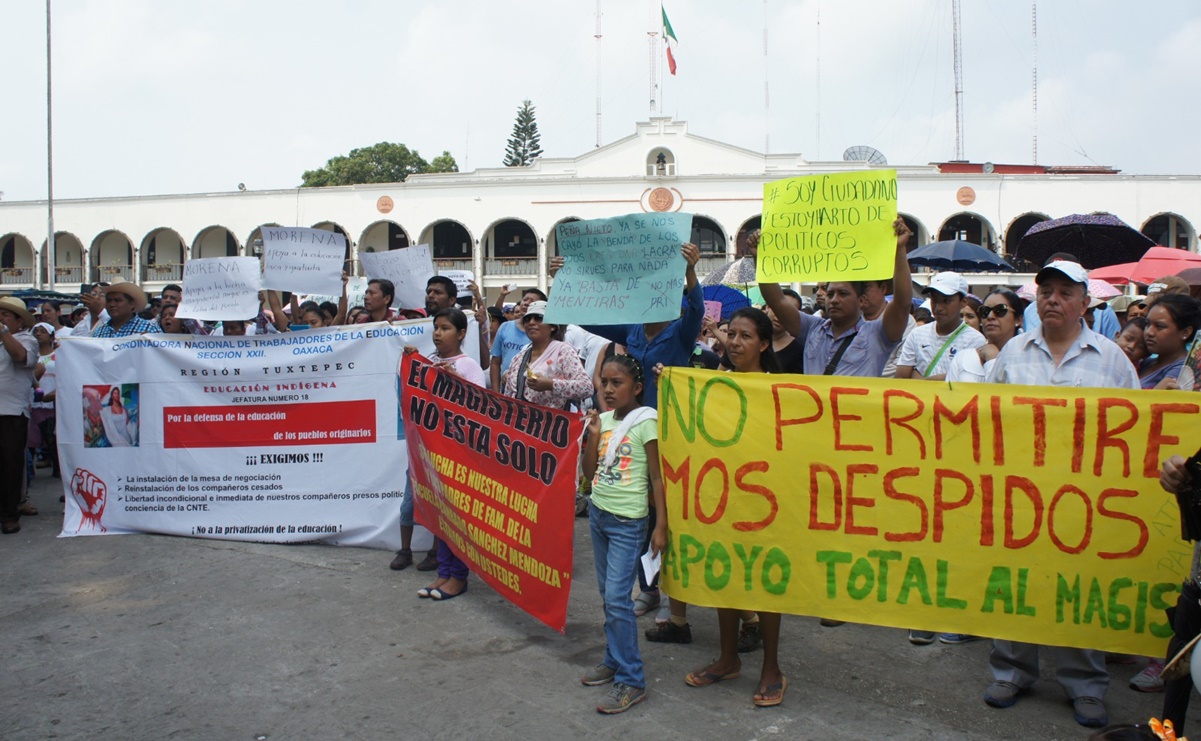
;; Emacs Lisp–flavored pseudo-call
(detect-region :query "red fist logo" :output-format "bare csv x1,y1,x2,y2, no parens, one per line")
70,468,107,533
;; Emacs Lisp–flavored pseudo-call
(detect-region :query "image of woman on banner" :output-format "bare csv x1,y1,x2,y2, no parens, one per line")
103,386,138,447
500,300,593,410
409,307,484,601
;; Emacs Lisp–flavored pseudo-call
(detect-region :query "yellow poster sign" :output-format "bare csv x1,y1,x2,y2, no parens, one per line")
758,170,899,282
658,368,1201,655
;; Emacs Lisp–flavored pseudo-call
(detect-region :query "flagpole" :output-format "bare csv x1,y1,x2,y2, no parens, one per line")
659,33,665,116
46,0,56,292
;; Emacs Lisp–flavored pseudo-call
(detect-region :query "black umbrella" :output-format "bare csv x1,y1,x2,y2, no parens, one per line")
907,240,1014,272
1014,212,1155,270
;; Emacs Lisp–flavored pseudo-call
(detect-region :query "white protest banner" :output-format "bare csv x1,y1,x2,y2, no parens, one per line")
300,277,366,315
261,226,346,295
175,257,264,322
545,212,693,324
359,244,435,309
441,269,476,299
55,320,441,549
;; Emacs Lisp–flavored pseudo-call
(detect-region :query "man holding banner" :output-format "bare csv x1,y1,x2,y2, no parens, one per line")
758,218,914,379
983,260,1139,728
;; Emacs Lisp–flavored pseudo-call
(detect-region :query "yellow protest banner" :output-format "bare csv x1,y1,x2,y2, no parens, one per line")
657,367,1201,655
758,170,898,283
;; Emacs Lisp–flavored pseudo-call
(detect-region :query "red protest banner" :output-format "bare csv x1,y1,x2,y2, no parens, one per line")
400,352,581,633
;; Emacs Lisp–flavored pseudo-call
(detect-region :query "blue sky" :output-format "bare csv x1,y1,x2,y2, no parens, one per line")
2,0,1198,200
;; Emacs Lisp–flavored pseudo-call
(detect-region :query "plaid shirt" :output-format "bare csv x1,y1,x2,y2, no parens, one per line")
986,319,1139,389
93,316,164,339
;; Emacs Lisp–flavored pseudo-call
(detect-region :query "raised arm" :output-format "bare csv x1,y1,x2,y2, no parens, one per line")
266,291,291,332
678,243,704,352
753,231,804,340
881,218,914,343
332,273,349,326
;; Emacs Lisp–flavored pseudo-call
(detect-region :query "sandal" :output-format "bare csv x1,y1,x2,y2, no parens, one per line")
685,666,741,687
753,677,788,707
737,621,762,653
633,590,660,617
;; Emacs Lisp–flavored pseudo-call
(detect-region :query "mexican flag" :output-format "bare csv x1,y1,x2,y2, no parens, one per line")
662,4,678,75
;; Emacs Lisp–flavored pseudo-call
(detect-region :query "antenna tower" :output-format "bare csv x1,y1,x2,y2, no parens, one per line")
952,0,964,160
595,0,603,147
1031,2,1038,165
815,3,821,158
763,0,770,153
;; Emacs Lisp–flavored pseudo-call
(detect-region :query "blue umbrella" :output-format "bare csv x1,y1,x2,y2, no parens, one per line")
702,285,750,320
907,240,1014,273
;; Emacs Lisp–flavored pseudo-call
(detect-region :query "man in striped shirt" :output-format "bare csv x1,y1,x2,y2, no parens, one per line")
982,260,1138,729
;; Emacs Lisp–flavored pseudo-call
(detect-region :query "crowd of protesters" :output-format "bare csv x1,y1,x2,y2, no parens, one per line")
3,221,1201,729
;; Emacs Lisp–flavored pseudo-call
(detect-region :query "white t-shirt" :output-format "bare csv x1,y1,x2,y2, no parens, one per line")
897,321,986,378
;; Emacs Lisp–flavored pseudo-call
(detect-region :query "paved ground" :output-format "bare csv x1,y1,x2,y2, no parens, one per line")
4,473,1196,740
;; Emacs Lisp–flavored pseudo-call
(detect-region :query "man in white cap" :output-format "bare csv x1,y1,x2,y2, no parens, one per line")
895,272,985,382
0,297,39,534
93,282,163,338
982,260,1138,729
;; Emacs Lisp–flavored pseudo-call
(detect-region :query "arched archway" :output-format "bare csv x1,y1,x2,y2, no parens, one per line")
419,220,474,271
41,232,85,285
140,228,186,283
546,217,582,258
1004,212,1051,270
0,233,36,286
359,220,411,253
485,218,537,259
938,212,998,251
193,225,241,260
484,218,538,278
691,215,727,256
92,230,135,283
898,213,929,250
1142,212,1195,250
647,147,676,176
735,215,761,257
246,223,281,257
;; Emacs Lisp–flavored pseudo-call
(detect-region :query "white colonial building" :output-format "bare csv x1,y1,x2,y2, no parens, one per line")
1,117,1198,296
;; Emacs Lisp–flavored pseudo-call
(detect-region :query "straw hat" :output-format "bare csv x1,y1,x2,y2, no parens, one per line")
103,281,148,311
0,296,35,328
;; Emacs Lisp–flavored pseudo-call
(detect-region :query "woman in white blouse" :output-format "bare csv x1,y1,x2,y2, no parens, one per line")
947,289,1024,383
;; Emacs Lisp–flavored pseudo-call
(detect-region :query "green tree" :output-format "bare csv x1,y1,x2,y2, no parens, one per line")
503,100,543,167
428,150,459,174
300,142,458,187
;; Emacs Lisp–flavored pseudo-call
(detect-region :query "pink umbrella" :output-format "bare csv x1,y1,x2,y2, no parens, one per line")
1129,246,1201,284
1088,262,1138,285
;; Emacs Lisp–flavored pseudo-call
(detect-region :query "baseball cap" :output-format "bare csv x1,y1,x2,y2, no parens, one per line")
1147,275,1190,299
924,272,969,297
1035,260,1088,286
522,301,548,322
